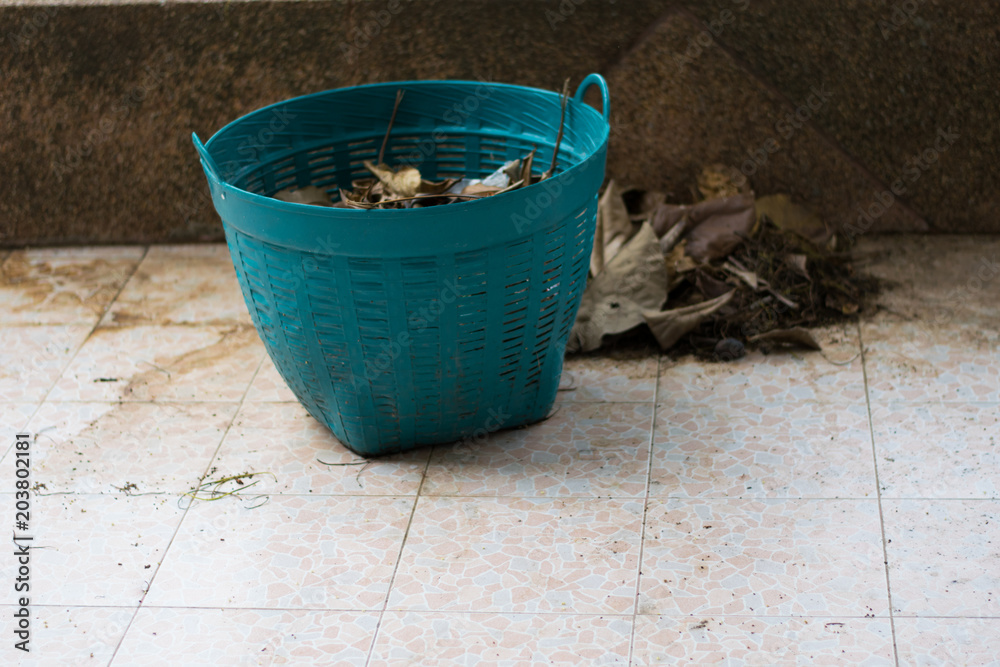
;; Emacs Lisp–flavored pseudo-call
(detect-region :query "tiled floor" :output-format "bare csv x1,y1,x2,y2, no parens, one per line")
0,236,998,666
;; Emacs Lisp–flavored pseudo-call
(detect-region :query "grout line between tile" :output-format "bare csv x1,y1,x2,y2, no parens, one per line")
364,447,432,666
627,353,661,667
0,247,152,470
858,320,900,667
9,491,948,501
34,603,972,620
105,348,265,667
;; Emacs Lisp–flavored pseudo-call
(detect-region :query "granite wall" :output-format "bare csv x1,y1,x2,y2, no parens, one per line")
0,0,995,246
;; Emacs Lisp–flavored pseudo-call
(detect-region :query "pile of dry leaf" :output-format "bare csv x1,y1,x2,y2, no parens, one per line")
567,165,877,360
273,83,570,209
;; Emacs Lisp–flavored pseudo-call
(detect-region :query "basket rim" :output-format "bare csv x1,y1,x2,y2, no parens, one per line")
197,78,610,220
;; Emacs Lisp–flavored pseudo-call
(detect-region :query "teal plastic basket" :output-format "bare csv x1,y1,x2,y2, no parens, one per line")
193,74,610,456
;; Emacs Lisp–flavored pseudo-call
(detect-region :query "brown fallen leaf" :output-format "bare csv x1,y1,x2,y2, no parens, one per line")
364,160,422,199
694,270,733,299
273,186,334,207
755,194,834,249
665,240,697,290
650,203,688,238
461,182,503,196
748,327,823,351
338,188,375,209
681,194,756,263
722,260,759,290
697,163,746,200
642,290,736,350
785,253,810,281
419,178,460,196
591,179,637,276
513,150,536,192
568,222,669,353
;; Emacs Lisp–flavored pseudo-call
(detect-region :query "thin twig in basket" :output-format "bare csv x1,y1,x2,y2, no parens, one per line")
378,89,405,165
542,78,570,181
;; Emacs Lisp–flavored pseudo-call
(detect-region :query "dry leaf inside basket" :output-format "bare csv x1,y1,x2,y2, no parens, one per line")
364,160,423,199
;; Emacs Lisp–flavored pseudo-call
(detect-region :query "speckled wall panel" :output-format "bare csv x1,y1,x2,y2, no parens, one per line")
0,0,996,246
0,0,671,246
683,0,999,233
603,9,927,235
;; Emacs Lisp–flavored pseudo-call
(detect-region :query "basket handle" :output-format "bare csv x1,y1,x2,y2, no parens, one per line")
192,132,221,181
573,73,610,120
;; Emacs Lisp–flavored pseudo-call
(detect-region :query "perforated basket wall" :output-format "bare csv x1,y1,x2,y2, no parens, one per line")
194,76,610,456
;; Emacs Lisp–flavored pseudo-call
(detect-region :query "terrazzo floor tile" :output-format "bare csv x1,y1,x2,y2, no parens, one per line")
370,611,632,666
100,244,251,327
211,401,430,496
0,246,144,325
651,401,877,499
560,352,659,403
422,402,653,498
49,324,265,402
659,324,864,407
0,605,135,667
0,494,184,606
872,402,1000,498
883,499,1000,617
245,354,298,402
389,497,644,614
0,325,93,402
631,615,895,666
894,617,1000,667
855,236,1000,321
639,499,888,617
0,402,38,454
862,317,1000,403
17,401,236,494
145,494,413,609
113,608,380,667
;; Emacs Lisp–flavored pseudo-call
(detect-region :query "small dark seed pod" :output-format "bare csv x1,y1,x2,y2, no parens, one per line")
714,337,746,361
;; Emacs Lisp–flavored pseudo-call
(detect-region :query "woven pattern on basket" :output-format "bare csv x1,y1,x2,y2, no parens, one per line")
197,79,609,455
225,189,596,451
